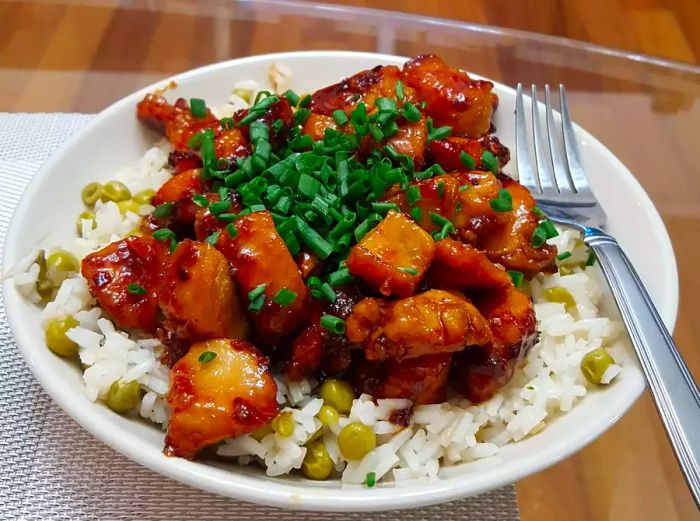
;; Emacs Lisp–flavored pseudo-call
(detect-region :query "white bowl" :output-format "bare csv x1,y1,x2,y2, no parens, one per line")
2,51,678,511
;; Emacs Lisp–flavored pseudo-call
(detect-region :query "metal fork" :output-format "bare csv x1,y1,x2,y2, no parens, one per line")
516,84,700,507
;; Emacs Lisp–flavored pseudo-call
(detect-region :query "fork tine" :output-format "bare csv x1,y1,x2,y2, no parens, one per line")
515,83,540,193
544,85,575,194
530,85,559,197
559,85,594,197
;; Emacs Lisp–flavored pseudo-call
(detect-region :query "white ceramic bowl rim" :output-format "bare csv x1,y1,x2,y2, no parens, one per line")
2,51,678,512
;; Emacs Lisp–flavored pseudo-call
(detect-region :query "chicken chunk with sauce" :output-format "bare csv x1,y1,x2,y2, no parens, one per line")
346,289,492,361
165,339,278,458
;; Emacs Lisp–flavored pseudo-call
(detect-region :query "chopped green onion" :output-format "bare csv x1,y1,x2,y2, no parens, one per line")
437,182,445,199
127,283,146,295
220,117,235,130
283,89,300,107
530,226,548,248
293,216,333,259
249,121,269,142
192,194,209,208
557,251,572,261
298,174,322,199
190,98,207,118
410,206,423,222
459,184,471,192
152,228,176,241
320,314,345,334
317,282,337,303
460,151,475,170
209,200,231,215
272,118,284,133
401,102,421,123
426,117,452,142
532,206,546,218
429,211,454,231
248,294,265,312
248,283,267,301
226,223,238,238
294,108,311,126
541,219,559,239
333,109,349,126
371,202,399,214
205,230,220,245
375,97,398,114
396,80,405,101
481,150,499,174
299,94,312,108
273,287,298,307
398,267,418,275
153,203,172,218
369,124,384,142
198,351,217,363
507,270,524,288
328,267,353,287
350,103,369,136
406,185,421,205
366,471,376,488
586,250,596,266
489,189,513,212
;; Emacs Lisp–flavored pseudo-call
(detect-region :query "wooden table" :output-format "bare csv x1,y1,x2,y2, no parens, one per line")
1,1,699,519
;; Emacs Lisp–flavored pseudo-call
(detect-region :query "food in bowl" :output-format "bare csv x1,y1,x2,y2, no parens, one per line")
10,54,624,485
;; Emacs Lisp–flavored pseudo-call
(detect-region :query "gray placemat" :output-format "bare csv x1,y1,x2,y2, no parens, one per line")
0,113,521,520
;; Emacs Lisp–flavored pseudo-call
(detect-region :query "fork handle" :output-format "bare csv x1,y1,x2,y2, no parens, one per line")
585,229,700,506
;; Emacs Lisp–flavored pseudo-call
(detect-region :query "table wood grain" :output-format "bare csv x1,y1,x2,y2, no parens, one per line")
0,1,699,519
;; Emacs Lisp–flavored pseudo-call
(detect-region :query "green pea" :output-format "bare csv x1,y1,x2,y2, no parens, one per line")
338,421,376,461
106,379,142,414
117,199,141,215
76,211,95,234
317,404,339,426
34,251,55,301
580,348,615,385
81,182,103,206
319,378,354,414
46,250,79,274
133,189,155,205
100,181,131,203
302,441,333,480
45,316,79,357
544,287,576,309
272,411,295,437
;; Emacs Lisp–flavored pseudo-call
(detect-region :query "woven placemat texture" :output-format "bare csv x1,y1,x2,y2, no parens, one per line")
0,113,521,520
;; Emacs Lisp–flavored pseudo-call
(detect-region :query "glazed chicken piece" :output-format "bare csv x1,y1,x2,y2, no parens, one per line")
477,176,557,276
165,339,279,459
429,238,511,290
216,211,309,345
168,150,202,175
81,236,165,333
382,174,461,234
137,94,218,150
193,191,243,242
145,168,206,238
137,93,249,161
304,65,428,167
346,211,435,298
309,64,416,117
403,54,495,137
160,239,248,341
346,289,492,361
285,285,362,381
355,352,452,405
429,136,510,173
453,284,538,403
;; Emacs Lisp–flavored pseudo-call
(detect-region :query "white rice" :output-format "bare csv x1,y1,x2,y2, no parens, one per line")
10,64,625,486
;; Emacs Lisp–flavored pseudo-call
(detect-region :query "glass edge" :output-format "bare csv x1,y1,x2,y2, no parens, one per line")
258,0,700,75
